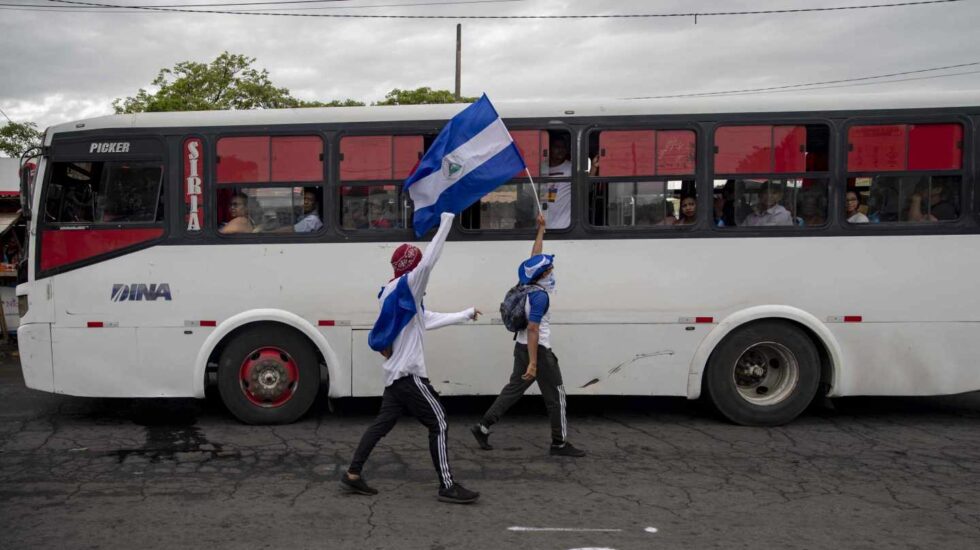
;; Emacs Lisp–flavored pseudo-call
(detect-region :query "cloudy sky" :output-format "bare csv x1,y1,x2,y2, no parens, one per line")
1,0,979,130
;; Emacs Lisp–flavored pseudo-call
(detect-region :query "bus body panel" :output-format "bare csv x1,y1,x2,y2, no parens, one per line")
17,323,54,392
19,233,980,400
831,322,980,396
51,327,138,397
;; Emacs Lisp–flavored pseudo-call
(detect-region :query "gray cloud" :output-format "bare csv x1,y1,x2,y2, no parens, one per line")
1,0,979,129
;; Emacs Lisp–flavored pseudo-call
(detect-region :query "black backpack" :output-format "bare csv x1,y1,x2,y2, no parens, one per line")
499,284,544,335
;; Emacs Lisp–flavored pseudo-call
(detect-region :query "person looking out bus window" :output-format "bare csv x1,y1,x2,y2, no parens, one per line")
908,179,958,222
293,189,323,232
744,182,793,226
674,193,697,225
798,191,826,226
273,188,323,233
368,199,394,229
542,133,572,230
471,213,586,458
341,212,481,504
846,190,869,223
219,192,254,234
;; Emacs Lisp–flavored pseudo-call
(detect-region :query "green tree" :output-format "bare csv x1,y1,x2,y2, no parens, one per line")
112,52,364,113
0,121,43,158
375,87,478,106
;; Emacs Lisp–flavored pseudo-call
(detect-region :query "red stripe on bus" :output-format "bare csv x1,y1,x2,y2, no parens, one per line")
40,228,164,272
843,316,863,323
87,322,104,328
695,317,714,323
200,320,217,327
318,320,335,326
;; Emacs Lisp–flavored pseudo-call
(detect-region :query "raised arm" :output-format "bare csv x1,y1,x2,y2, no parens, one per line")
408,212,454,297
531,213,546,256
423,307,479,331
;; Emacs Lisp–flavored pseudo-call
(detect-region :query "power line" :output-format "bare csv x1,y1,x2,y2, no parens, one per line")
40,0,965,19
622,61,980,100
727,68,980,95
0,0,518,8
0,107,14,124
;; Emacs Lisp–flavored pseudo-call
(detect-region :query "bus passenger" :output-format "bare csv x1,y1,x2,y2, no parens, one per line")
744,182,793,226
368,200,394,229
908,180,958,222
219,192,254,234
341,213,481,504
293,189,323,232
798,191,826,226
543,133,572,230
675,193,697,225
845,190,869,223
471,213,586,458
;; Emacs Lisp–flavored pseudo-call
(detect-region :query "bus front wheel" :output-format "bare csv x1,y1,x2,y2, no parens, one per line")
704,321,820,426
217,325,319,425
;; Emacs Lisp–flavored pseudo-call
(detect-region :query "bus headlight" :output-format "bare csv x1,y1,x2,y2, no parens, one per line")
18,295,28,318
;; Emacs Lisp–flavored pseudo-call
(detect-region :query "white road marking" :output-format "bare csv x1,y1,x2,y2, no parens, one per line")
645,527,659,533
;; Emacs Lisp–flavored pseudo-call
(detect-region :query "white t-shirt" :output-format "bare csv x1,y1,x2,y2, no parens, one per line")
744,204,793,226
543,160,571,229
377,214,475,387
516,289,552,349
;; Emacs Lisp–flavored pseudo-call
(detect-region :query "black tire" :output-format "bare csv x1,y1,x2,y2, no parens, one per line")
704,321,820,426
217,324,320,425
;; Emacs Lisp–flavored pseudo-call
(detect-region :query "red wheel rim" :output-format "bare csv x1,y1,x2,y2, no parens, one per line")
238,347,299,408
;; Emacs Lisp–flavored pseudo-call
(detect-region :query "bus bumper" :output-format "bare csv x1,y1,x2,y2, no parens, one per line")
17,323,54,393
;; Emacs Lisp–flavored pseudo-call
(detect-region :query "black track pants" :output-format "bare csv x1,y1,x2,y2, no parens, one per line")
481,343,568,444
348,375,455,488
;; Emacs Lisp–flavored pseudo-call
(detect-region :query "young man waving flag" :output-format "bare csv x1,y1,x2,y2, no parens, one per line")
341,95,526,503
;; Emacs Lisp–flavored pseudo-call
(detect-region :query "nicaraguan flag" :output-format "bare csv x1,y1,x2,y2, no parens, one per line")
405,94,526,237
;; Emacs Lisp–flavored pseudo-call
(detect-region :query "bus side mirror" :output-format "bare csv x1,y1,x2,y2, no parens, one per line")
18,150,39,221
19,164,32,220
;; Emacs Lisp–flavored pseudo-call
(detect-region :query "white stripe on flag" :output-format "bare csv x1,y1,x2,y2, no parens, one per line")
410,117,514,210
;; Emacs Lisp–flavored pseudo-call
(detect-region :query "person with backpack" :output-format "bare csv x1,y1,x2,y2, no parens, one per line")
341,212,482,504
470,214,586,457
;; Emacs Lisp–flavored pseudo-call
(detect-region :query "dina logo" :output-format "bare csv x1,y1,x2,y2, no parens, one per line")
442,155,464,179
111,283,173,302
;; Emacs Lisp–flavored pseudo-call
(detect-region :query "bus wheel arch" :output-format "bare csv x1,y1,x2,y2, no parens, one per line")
687,307,842,422
194,311,341,422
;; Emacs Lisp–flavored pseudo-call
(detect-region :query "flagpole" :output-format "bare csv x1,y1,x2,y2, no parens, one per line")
524,167,544,216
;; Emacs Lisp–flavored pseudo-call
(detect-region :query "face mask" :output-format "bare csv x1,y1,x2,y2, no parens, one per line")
538,273,556,294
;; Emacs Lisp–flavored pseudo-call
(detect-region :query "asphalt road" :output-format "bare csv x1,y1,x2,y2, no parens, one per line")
2,351,980,550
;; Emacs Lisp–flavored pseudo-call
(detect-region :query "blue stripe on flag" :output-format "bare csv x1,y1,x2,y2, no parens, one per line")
412,143,525,236
405,94,500,189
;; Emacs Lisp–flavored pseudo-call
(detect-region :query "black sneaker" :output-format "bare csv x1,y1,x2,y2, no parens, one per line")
438,483,480,504
550,442,586,457
340,473,378,495
470,424,493,450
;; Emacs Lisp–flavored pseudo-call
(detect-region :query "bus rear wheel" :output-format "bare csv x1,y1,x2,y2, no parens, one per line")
705,321,820,426
217,325,319,425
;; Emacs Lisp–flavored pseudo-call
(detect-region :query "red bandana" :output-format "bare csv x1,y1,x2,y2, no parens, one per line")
391,244,422,279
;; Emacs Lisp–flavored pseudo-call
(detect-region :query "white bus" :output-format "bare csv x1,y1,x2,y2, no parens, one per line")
16,91,980,426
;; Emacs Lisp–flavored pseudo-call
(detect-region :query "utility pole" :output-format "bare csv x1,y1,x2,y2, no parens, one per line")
454,23,462,101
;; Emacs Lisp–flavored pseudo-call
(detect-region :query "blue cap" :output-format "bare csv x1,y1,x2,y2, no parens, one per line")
518,254,555,284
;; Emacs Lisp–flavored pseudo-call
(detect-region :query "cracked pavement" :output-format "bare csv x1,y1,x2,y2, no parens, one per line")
2,353,980,549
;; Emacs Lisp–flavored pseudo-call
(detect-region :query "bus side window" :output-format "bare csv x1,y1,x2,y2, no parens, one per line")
587,129,697,229
714,124,830,228
846,123,963,224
